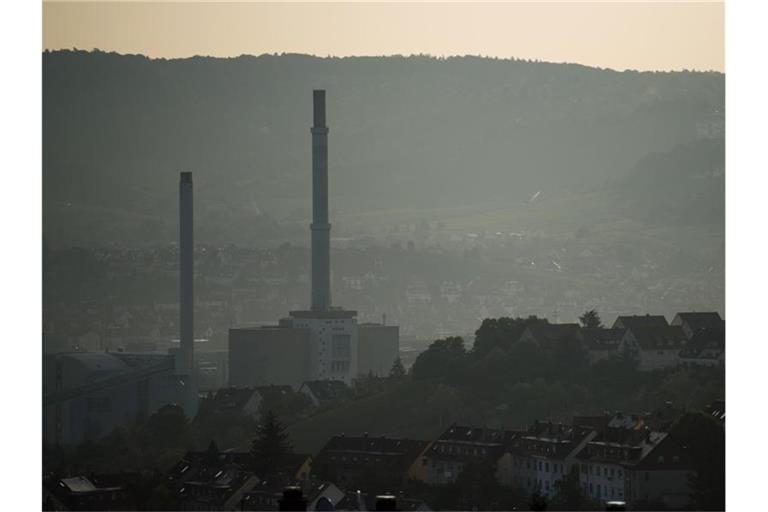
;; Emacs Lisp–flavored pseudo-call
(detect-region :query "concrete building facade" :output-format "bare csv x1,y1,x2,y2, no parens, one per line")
358,323,399,377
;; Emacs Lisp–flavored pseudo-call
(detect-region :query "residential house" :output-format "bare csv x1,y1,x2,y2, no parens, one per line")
574,412,694,510
496,421,596,498
207,385,298,420
517,323,582,349
612,315,668,330
298,380,352,408
178,467,260,511
618,326,688,371
578,328,626,363
313,434,429,490
242,479,344,511
671,312,724,339
678,326,725,367
43,475,133,511
416,425,514,485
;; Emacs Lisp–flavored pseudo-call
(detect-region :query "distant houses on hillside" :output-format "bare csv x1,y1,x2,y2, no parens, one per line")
516,312,724,372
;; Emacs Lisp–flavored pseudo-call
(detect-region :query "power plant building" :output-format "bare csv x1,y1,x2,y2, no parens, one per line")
43,172,199,446
229,90,398,388
357,323,400,377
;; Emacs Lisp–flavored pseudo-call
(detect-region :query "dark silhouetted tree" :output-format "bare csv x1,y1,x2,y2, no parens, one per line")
411,336,466,381
551,465,596,510
529,491,549,511
250,410,292,476
578,309,603,329
389,357,406,379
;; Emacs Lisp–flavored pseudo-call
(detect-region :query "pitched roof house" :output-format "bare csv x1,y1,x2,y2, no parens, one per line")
671,312,724,339
312,434,429,490
517,323,581,348
678,326,725,367
619,326,688,371
612,315,668,330
417,425,518,485
578,328,626,363
496,421,596,498
298,380,352,407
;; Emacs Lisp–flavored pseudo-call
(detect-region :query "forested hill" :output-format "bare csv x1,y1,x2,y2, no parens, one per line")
43,50,724,245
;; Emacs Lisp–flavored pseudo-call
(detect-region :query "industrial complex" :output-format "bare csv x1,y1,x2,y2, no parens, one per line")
229,90,399,388
43,90,399,445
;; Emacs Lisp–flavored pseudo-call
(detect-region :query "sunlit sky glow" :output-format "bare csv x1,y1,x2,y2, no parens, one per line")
43,1,724,72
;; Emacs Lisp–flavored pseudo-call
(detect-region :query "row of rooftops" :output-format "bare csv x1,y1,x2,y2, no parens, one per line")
518,311,724,354
48,400,720,510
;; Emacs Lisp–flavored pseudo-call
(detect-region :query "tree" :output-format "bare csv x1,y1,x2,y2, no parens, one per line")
389,357,406,379
578,310,603,329
529,491,549,511
250,410,292,476
551,465,596,510
411,336,466,381
473,316,548,356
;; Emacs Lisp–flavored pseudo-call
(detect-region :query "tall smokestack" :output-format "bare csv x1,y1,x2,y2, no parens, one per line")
311,90,331,311
179,171,194,374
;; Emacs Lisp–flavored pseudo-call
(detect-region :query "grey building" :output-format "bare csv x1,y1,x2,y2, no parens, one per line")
228,326,311,388
358,323,399,377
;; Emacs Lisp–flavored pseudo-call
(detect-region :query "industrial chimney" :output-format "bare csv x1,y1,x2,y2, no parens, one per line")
178,171,194,374
311,90,331,311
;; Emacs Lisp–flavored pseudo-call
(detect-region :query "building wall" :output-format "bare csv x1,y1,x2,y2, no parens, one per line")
43,353,194,446
228,327,311,388
627,468,693,509
500,454,568,498
289,316,358,383
578,461,627,503
639,349,680,371
357,324,399,377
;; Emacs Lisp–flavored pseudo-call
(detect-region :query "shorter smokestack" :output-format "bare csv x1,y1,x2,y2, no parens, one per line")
178,171,193,375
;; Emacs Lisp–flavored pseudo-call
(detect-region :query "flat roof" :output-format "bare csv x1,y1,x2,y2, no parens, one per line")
289,309,357,319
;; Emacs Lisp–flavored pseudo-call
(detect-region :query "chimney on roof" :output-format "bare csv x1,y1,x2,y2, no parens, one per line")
177,171,194,376
279,486,307,511
310,89,331,312
375,495,397,511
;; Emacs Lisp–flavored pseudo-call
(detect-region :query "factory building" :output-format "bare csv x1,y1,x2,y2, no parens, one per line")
357,323,399,377
42,173,199,446
229,90,398,388
229,326,311,388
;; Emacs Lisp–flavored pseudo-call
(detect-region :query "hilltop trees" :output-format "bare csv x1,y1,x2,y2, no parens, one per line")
472,316,548,355
411,336,466,381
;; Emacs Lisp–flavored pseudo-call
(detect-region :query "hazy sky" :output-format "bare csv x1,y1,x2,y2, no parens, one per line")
43,1,724,72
